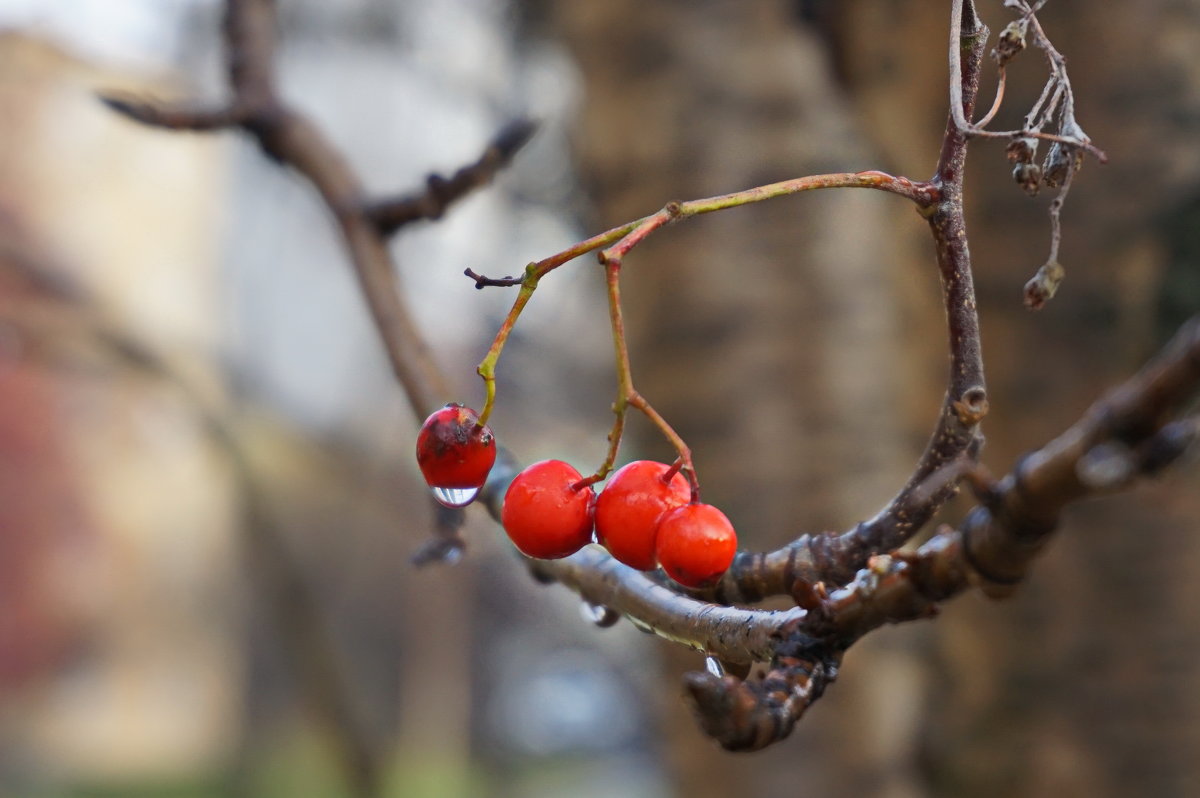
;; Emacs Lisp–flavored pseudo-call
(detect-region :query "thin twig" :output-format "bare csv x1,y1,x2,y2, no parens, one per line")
363,119,536,236
473,170,938,439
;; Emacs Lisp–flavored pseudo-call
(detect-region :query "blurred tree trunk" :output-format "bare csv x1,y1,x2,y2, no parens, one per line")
832,2,1200,796
0,34,239,784
545,2,937,795
547,0,1200,796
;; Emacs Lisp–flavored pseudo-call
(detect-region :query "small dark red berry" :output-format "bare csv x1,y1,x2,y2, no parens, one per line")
415,403,496,495
594,460,690,571
502,460,595,559
655,503,737,588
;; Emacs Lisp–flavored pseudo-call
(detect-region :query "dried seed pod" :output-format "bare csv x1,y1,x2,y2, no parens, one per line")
1013,162,1042,196
1042,142,1080,188
994,18,1029,66
1023,260,1066,310
1006,136,1038,165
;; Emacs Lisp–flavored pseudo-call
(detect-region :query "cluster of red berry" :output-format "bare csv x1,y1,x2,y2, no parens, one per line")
415,404,738,588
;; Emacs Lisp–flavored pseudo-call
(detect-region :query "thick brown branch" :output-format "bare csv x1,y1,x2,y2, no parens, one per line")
681,315,1200,749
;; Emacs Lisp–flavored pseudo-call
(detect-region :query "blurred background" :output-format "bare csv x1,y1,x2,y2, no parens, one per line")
0,1,1198,797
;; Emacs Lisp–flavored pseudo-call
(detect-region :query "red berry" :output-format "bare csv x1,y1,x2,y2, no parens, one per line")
594,460,690,571
415,403,496,492
502,460,595,559
655,503,737,588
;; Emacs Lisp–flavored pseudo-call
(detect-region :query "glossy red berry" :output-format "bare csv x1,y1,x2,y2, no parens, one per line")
415,404,496,503
594,460,691,571
502,460,595,559
655,503,737,588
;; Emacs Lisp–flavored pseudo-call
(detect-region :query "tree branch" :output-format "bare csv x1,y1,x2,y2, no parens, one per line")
682,315,1199,748
363,119,536,236
696,8,991,603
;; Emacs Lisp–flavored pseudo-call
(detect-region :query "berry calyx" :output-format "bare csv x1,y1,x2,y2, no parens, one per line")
594,460,691,571
654,502,737,588
502,459,595,559
415,403,496,500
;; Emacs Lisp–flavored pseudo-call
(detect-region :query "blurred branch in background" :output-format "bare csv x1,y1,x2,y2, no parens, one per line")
0,212,387,795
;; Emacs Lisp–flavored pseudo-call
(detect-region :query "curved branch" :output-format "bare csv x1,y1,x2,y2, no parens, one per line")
702,8,991,603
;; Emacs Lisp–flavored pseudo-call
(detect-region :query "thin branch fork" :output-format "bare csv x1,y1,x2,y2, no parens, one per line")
470,169,940,444
98,0,533,421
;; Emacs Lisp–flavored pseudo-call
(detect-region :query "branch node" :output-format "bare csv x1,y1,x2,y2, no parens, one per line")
953,385,990,425
464,268,521,289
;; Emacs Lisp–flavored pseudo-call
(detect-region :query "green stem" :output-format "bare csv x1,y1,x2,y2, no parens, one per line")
575,260,634,487
477,171,935,432
475,265,537,426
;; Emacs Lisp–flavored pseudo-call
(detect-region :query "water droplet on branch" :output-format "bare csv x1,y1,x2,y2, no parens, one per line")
629,616,655,635
579,601,620,628
704,655,726,678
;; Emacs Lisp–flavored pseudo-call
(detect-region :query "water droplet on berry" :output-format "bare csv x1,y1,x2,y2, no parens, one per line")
579,601,620,628
704,655,725,678
431,486,479,508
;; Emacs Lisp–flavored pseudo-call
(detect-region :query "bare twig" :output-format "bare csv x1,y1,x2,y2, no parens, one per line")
463,267,522,289
948,0,1107,163
363,119,536,236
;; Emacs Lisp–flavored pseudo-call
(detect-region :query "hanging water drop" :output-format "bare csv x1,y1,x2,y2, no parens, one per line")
704,655,726,678
579,601,620,628
431,485,480,508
